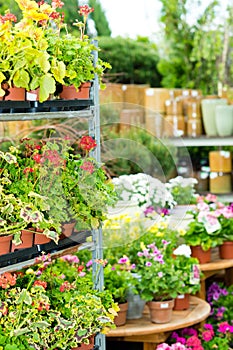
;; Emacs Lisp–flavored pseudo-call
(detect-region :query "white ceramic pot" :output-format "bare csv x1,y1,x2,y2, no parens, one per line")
215,105,233,136
201,98,227,136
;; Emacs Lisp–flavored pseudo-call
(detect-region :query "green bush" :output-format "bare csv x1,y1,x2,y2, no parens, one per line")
98,36,162,86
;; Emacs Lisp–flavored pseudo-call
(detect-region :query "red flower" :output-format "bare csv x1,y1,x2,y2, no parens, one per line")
0,272,17,289
78,5,94,17
80,161,95,174
33,280,47,289
33,154,42,164
79,135,97,151
0,13,17,23
23,167,34,174
77,265,85,272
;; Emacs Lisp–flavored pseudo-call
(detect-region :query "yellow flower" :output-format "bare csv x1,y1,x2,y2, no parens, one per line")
156,231,164,237
178,228,186,236
140,242,146,251
26,268,34,275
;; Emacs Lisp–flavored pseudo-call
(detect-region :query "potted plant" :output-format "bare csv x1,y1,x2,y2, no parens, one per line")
173,244,201,310
134,238,182,323
0,0,110,102
166,176,198,221
103,256,136,326
112,172,175,215
0,253,116,349
182,194,232,263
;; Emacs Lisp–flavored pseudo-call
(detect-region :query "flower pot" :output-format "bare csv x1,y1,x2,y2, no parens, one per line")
147,299,174,324
126,292,146,319
72,335,95,350
34,229,51,245
201,98,227,136
174,294,190,311
191,245,211,264
0,234,12,255
60,221,76,239
219,241,233,259
114,302,128,326
5,87,26,101
215,105,233,136
11,229,34,251
60,82,91,100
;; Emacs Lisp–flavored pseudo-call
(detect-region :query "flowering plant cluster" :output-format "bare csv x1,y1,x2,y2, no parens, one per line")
156,281,233,350
112,173,175,213
183,194,233,250
134,236,182,301
173,244,201,295
0,135,117,244
103,255,137,304
0,253,117,349
166,176,198,206
0,0,110,101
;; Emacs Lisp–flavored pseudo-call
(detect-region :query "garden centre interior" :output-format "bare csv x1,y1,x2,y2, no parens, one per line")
0,0,233,350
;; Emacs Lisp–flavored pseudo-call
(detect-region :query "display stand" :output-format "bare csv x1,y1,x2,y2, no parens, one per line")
0,61,105,349
107,296,210,350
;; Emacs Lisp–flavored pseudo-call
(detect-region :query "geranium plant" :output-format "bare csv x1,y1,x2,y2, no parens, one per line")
103,256,137,304
134,238,182,302
0,135,117,243
173,244,201,295
0,0,110,101
0,253,116,349
182,194,233,250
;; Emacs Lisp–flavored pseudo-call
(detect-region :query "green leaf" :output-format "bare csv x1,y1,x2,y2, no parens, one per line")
17,289,32,305
13,69,30,89
38,74,56,102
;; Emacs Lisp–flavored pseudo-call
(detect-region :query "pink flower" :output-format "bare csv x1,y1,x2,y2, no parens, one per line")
80,161,95,174
205,193,217,202
145,261,152,267
158,271,163,278
118,256,129,264
202,330,214,341
218,321,233,333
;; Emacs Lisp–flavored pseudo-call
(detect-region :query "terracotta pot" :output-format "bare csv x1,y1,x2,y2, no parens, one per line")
219,241,233,259
114,302,128,326
72,335,95,350
5,87,26,101
34,229,51,245
147,299,174,324
60,221,76,239
60,82,91,100
11,229,34,251
191,245,211,264
174,294,190,311
0,234,13,255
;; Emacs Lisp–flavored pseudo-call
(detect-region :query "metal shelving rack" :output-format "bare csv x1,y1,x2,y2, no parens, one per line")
0,61,105,350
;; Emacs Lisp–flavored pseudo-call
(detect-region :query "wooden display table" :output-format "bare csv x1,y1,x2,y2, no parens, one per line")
198,258,233,300
107,296,210,350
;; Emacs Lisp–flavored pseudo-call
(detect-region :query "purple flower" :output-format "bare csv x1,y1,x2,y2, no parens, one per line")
145,261,152,267
61,255,79,264
144,206,156,216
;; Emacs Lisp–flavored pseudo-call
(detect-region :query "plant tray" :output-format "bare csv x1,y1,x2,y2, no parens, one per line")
0,230,91,269
0,99,94,113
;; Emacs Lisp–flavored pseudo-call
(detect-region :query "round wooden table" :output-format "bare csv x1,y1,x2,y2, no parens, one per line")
198,258,233,299
107,296,210,350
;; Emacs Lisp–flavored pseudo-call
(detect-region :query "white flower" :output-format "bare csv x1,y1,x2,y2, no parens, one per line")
173,244,191,258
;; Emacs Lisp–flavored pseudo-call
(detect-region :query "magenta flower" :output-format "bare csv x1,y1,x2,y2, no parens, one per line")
218,321,233,333
202,330,214,341
145,261,152,267
118,256,129,264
